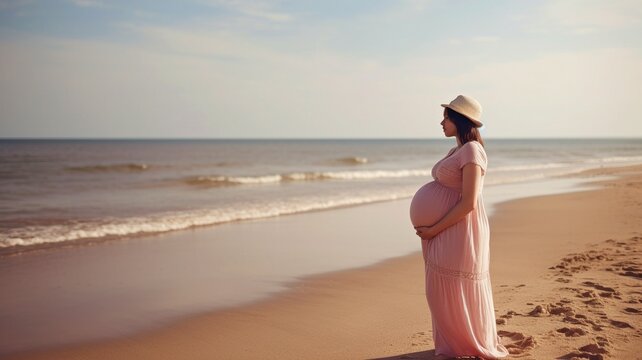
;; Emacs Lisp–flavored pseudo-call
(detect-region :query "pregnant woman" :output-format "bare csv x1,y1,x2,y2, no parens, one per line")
409,95,508,359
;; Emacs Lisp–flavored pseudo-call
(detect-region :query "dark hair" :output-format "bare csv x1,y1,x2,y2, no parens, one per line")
445,107,485,147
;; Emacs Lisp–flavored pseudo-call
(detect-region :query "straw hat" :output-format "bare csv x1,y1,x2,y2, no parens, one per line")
441,95,483,127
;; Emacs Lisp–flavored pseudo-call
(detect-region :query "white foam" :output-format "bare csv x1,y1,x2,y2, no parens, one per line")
185,155,642,188
185,169,431,186
316,169,430,180
0,190,415,248
336,156,368,164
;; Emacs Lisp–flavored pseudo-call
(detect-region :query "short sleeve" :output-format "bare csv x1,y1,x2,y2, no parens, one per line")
458,141,487,175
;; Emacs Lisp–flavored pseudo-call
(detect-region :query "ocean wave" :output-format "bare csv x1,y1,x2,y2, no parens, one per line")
335,156,368,165
0,191,412,249
316,169,430,179
183,169,430,187
66,163,150,173
185,174,283,186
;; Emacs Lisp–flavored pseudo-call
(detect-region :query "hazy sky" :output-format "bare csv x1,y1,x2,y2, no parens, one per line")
1,0,641,139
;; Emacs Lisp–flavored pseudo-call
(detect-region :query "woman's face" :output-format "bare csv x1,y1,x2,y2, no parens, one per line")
440,110,457,138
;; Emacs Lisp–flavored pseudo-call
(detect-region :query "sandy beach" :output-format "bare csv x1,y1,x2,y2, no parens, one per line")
2,1,641,358
5,164,642,360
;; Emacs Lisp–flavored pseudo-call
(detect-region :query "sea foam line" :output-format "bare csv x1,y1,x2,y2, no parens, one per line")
0,191,413,249
184,169,431,186
184,154,642,187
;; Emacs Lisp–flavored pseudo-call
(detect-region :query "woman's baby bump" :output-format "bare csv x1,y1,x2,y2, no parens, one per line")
409,181,460,228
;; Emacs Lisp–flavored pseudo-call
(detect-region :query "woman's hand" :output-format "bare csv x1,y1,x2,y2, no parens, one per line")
414,225,438,241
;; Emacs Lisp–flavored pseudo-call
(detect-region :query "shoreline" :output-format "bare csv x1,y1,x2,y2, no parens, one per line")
3,164,642,359
0,162,628,259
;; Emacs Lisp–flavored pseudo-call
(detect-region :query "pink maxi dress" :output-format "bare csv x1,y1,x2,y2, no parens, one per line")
409,141,508,359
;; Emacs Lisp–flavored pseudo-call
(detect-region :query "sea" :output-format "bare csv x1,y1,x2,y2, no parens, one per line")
1,138,641,253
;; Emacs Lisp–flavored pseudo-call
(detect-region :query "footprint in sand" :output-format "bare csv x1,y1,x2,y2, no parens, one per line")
527,303,574,317
561,315,584,325
559,341,610,360
541,236,640,357
549,304,574,316
624,307,641,314
598,291,621,299
556,327,587,337
561,315,604,331
497,330,535,355
620,270,642,279
524,301,599,329
609,319,633,329
581,281,618,294
550,251,612,278
583,298,606,307
579,343,609,354
500,310,519,319
578,289,597,298
559,350,605,360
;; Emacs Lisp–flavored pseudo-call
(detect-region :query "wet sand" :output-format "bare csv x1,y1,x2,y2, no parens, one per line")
5,164,642,360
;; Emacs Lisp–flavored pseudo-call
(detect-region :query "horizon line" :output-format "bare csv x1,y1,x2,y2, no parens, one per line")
0,136,640,141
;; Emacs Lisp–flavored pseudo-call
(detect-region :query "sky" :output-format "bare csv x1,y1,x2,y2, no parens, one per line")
0,0,641,139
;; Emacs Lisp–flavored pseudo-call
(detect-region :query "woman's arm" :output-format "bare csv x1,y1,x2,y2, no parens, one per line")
415,163,482,240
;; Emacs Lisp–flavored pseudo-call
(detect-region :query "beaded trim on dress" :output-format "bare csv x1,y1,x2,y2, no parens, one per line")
426,259,489,281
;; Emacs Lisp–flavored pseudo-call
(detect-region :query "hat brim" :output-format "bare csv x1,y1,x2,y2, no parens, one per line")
441,104,483,128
